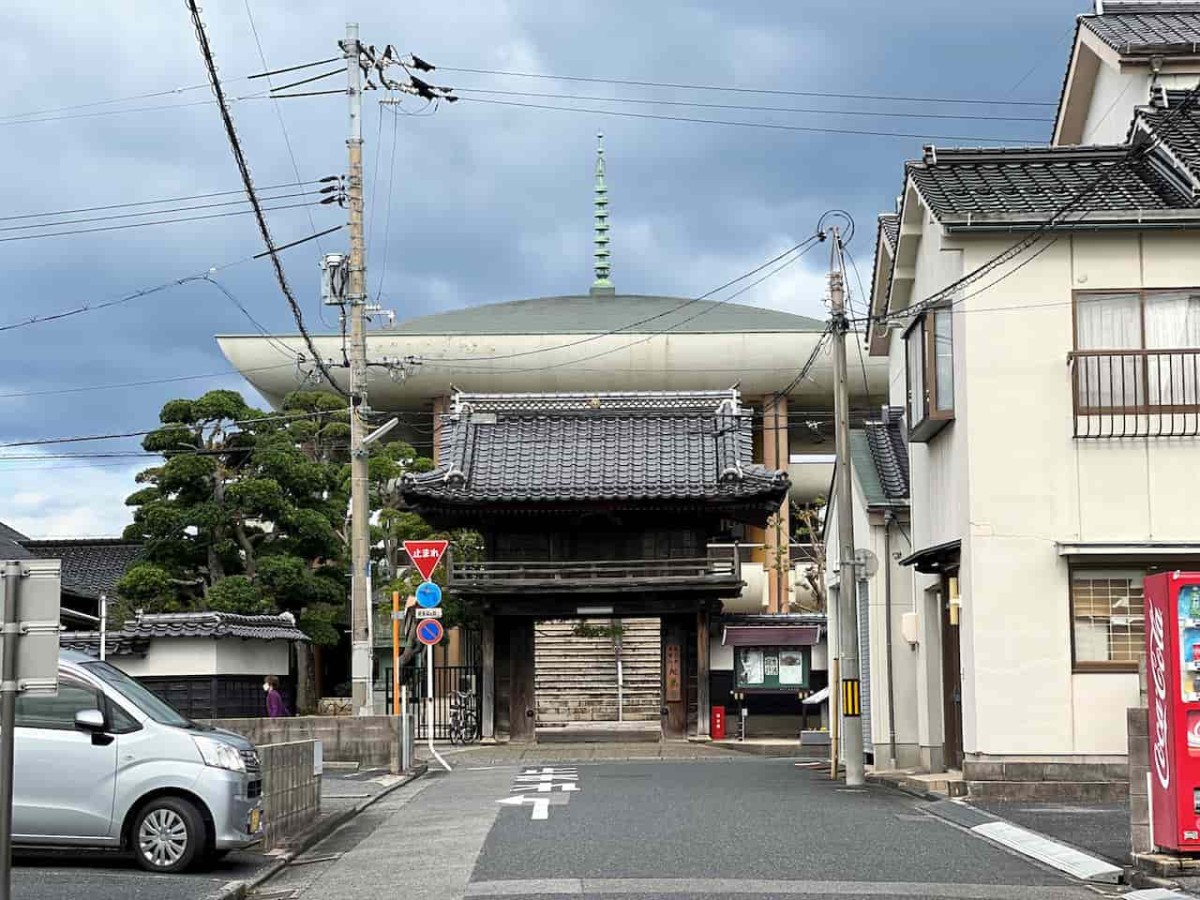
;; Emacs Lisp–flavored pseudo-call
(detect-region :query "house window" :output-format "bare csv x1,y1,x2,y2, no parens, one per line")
1074,289,1200,411
1070,568,1144,671
905,308,954,442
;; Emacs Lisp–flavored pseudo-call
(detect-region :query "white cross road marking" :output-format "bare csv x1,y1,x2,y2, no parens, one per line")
497,794,550,820
521,768,577,775
513,773,577,783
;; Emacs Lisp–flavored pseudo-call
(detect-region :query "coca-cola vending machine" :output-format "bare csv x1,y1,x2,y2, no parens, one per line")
1146,571,1200,852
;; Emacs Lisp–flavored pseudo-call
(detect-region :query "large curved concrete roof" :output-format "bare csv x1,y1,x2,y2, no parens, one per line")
388,295,826,335
216,292,885,413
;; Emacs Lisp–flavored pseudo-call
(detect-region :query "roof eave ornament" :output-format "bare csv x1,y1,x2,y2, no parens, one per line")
590,131,615,297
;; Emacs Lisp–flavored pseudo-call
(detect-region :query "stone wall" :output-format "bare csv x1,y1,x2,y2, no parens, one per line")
259,740,322,852
1129,707,1151,855
963,756,1129,801
210,715,403,772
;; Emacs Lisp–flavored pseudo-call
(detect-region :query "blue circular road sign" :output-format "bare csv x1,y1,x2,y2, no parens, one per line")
417,618,444,646
416,581,443,609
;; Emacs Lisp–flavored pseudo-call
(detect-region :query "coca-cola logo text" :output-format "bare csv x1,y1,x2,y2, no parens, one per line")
1150,604,1171,790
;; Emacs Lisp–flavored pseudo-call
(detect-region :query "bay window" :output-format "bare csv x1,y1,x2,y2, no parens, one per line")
905,307,955,442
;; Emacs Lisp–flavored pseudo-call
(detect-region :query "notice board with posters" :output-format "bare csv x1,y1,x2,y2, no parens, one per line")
735,646,809,691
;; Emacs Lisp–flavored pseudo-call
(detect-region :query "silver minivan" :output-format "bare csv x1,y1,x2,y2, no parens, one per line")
13,650,264,872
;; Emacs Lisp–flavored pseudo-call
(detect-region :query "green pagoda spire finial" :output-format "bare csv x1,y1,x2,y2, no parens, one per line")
590,131,615,296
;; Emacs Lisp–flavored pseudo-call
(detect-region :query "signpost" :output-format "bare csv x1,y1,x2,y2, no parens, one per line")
402,541,451,772
0,559,61,900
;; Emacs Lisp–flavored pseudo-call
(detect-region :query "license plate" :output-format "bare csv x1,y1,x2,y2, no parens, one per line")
250,808,262,833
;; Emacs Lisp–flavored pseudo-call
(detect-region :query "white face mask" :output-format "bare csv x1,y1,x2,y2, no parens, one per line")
263,683,271,693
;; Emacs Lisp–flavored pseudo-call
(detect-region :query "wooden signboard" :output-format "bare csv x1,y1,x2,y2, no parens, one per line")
665,643,682,701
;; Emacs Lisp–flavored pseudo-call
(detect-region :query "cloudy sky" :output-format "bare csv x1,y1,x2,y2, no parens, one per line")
0,0,1084,537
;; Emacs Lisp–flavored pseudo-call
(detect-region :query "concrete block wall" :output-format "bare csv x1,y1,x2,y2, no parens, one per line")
209,715,403,771
259,740,321,852
1129,707,1151,855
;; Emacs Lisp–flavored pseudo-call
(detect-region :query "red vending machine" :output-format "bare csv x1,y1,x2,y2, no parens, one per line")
1146,571,1200,852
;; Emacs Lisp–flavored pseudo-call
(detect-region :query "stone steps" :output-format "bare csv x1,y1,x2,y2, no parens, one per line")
534,618,661,724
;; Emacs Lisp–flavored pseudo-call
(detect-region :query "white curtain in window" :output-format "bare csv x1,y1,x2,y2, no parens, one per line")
1075,293,1142,408
1145,291,1200,407
907,323,925,424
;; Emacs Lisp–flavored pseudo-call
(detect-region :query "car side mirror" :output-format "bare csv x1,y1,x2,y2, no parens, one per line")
74,708,106,733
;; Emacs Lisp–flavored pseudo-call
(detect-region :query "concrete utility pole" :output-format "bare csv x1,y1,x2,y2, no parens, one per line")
345,22,373,716
829,226,865,787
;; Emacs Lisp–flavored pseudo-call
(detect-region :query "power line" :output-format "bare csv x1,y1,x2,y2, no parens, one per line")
874,84,1200,326
439,238,828,376
374,102,401,302
0,362,298,400
0,199,322,245
422,234,822,365
0,180,321,224
244,0,330,268
0,189,320,235
0,408,349,449
452,87,1056,123
439,66,1058,107
186,0,345,397
0,94,268,127
456,96,1040,143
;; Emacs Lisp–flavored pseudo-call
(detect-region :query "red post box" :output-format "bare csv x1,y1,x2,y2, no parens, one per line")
711,705,726,740
1146,571,1200,851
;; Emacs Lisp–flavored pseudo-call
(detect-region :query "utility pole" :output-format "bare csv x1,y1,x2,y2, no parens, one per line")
830,226,865,786
345,22,373,717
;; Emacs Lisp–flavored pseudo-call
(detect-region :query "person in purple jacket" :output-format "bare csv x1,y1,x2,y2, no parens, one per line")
264,675,290,718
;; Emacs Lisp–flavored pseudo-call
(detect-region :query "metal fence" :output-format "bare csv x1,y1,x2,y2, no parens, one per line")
1071,348,1200,438
388,664,482,740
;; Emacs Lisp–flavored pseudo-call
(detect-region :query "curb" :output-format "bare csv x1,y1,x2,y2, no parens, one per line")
216,763,428,900
866,772,945,803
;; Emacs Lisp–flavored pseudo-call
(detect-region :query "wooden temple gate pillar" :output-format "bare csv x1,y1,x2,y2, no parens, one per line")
696,608,711,739
481,613,496,742
661,616,687,739
508,616,536,742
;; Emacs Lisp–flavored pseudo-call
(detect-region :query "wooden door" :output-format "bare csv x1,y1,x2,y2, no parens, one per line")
940,574,964,770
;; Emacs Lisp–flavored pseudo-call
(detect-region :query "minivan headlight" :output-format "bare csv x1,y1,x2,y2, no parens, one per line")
192,735,246,773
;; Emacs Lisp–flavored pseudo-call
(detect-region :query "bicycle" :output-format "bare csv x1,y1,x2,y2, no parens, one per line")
448,689,480,745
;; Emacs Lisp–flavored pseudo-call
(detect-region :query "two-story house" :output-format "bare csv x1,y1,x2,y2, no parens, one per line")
853,0,1200,798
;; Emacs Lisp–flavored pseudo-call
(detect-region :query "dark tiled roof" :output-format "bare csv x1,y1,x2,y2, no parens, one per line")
1083,9,1200,55
125,611,308,642
21,539,143,601
848,407,908,509
909,145,1193,222
59,631,149,659
864,407,909,502
0,522,30,559
1135,91,1200,186
879,213,900,250
404,390,789,511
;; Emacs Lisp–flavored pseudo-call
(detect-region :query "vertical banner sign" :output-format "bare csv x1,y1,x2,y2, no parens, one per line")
402,540,449,582
665,644,682,702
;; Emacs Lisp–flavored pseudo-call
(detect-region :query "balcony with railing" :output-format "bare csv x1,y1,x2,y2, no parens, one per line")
1069,348,1200,438
448,554,742,596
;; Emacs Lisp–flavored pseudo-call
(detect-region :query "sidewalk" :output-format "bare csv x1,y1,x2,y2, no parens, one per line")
414,740,750,765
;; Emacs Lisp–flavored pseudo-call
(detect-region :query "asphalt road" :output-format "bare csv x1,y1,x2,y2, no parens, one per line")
249,758,1125,900
10,847,270,900
971,800,1130,867
6,769,398,900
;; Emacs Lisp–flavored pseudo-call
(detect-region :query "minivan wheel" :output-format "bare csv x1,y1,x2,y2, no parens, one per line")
132,797,205,874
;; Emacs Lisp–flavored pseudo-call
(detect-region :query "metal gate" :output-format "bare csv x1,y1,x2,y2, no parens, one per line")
389,664,481,740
